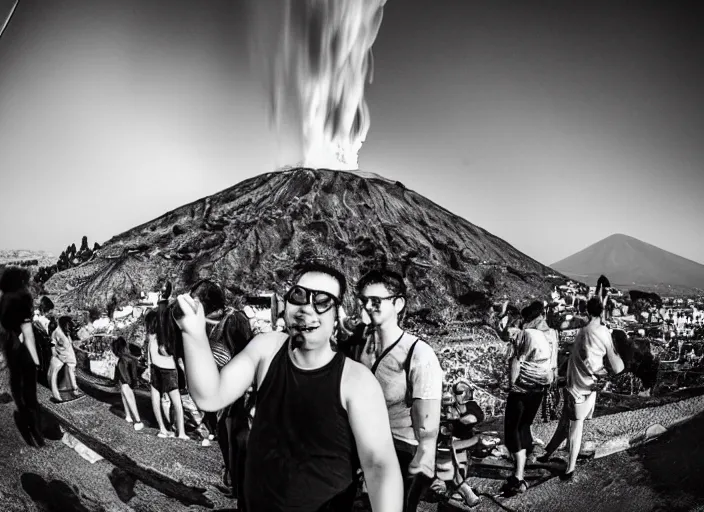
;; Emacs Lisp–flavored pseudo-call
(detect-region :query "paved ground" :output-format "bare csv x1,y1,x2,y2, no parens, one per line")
429,410,704,512
2,358,704,512
0,391,236,512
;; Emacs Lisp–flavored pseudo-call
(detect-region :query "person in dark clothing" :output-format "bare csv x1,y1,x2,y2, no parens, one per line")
0,267,44,447
175,261,403,511
503,301,557,495
112,336,144,430
189,279,254,502
32,296,55,386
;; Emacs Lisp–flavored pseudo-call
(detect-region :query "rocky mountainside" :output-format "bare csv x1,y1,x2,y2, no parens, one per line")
45,168,563,324
551,233,704,294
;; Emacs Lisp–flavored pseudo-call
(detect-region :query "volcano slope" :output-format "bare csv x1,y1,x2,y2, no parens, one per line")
45,168,562,325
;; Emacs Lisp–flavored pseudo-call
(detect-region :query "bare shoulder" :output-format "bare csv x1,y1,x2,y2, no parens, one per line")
247,331,288,357
411,339,439,362
341,358,383,406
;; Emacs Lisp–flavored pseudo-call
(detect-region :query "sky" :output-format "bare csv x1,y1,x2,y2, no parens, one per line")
1,0,703,267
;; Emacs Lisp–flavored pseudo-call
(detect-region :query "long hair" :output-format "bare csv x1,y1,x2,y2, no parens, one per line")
0,267,30,293
0,268,33,333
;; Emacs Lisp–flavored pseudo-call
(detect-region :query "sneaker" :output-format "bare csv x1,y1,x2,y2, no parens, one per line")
208,434,215,441
201,439,211,447
125,417,134,423
133,422,144,431
157,431,175,438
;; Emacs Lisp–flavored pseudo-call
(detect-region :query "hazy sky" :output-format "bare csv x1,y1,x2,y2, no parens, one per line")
1,0,703,267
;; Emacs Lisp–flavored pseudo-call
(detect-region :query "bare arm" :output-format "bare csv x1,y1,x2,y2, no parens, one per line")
409,398,441,478
604,332,625,375
148,334,176,369
459,413,479,425
20,322,40,366
345,362,403,512
175,294,262,412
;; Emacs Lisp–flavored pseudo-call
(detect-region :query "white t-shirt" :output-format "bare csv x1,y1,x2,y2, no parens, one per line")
566,323,615,399
360,333,443,445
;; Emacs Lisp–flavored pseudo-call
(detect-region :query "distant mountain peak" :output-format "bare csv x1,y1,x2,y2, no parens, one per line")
551,233,704,292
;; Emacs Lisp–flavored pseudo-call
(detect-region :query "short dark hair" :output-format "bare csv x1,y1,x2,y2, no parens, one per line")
292,261,347,301
58,315,74,334
0,267,30,293
587,297,604,318
112,336,128,357
190,279,226,316
521,301,545,323
39,296,55,314
577,298,588,315
356,269,407,298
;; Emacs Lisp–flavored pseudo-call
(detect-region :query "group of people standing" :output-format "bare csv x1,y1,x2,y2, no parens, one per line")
111,278,255,501
1,260,628,512
171,262,457,512
503,295,625,494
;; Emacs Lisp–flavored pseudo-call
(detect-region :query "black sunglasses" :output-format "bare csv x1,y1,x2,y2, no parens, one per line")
285,285,340,314
357,295,399,309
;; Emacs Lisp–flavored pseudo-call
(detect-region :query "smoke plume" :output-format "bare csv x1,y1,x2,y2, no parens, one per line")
247,0,387,171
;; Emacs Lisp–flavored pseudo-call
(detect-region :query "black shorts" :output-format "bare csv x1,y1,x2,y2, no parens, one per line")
150,366,179,393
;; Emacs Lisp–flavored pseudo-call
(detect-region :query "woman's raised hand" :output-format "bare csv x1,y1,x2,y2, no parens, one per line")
175,293,205,337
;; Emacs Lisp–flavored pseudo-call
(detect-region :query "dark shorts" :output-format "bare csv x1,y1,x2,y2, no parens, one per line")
150,366,179,394
116,359,137,388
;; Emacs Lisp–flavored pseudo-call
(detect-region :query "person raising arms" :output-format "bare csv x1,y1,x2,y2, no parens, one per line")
175,261,403,512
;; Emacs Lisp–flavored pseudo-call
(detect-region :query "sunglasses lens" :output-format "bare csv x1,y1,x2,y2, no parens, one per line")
313,292,336,313
287,286,309,306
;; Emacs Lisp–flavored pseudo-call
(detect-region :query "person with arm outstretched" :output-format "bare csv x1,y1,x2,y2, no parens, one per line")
176,261,403,512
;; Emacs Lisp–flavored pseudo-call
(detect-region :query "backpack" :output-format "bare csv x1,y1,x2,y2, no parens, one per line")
515,328,557,390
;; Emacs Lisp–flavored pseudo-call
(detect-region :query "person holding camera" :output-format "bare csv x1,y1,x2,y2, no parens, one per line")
175,261,403,512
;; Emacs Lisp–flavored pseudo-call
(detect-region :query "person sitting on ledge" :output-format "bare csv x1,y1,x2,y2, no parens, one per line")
175,261,403,512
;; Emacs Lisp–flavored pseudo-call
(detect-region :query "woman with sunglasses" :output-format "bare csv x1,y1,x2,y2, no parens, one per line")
174,261,403,512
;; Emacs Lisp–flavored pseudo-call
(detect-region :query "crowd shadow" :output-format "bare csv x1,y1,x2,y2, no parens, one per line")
108,468,137,503
636,411,704,509
20,472,100,512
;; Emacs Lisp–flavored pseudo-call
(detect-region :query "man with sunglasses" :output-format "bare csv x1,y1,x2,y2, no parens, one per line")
174,261,403,512
356,270,443,512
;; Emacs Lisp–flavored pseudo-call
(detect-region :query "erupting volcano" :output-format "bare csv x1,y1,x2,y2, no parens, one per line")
44,1,564,323
45,168,561,325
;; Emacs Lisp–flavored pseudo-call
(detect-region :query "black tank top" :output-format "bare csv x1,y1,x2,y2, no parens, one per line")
245,339,358,512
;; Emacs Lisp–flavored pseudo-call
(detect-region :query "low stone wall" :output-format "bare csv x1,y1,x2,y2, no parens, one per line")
531,394,704,458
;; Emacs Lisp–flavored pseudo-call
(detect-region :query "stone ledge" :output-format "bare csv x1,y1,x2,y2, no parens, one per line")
530,393,704,458
36,384,229,508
